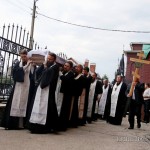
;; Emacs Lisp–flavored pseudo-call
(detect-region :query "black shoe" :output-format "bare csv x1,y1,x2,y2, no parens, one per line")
128,127,134,129
144,121,149,124
137,124,141,128
57,127,67,132
86,120,92,124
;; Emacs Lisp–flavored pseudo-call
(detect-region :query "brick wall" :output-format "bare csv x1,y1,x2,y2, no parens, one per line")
125,52,150,84
84,59,89,67
90,63,96,73
132,44,143,50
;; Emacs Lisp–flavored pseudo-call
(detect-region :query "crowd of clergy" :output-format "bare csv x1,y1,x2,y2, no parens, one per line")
1,49,150,133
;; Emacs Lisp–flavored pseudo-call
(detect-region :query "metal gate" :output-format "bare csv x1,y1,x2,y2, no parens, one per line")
0,24,38,102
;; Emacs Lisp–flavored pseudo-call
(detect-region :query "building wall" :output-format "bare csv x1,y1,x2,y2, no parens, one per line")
84,59,89,67
132,44,142,50
90,63,96,73
125,50,150,84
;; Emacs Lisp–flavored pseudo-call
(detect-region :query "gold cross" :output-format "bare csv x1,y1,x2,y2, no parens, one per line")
128,51,150,96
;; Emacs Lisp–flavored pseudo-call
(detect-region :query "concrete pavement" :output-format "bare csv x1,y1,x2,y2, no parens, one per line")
0,117,150,150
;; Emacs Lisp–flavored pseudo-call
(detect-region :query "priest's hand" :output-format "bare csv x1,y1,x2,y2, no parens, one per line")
43,60,47,68
27,59,33,66
127,93,132,97
31,62,36,66
132,81,137,86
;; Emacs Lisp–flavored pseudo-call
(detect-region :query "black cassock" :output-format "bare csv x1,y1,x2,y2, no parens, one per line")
108,82,127,125
69,74,85,127
29,63,59,133
1,61,36,129
83,75,92,123
58,70,74,131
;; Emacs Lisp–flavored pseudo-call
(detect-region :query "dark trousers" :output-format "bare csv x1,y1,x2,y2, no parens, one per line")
128,99,142,128
144,99,150,123
69,96,79,127
59,94,72,130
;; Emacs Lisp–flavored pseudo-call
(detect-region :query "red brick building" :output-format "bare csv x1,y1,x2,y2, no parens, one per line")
124,42,150,84
84,59,96,73
68,58,96,73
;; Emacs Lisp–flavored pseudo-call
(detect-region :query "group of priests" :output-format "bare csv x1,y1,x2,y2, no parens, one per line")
1,49,141,134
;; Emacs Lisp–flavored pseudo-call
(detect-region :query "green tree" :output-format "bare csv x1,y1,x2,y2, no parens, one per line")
102,74,109,81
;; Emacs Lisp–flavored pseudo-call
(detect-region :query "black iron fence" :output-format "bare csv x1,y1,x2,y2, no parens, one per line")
0,24,67,102
0,23,68,125
0,24,40,102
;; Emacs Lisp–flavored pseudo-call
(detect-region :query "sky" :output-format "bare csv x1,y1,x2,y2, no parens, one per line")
0,0,150,81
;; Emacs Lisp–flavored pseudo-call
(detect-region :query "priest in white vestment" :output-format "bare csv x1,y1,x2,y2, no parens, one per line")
98,79,112,121
108,75,127,125
86,72,102,123
1,49,36,130
29,52,59,133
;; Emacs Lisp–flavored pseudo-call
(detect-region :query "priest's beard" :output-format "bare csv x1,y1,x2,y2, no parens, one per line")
104,85,108,89
83,74,88,77
91,78,95,83
47,62,54,67
63,70,68,75
117,82,121,86
22,61,27,66
74,72,78,77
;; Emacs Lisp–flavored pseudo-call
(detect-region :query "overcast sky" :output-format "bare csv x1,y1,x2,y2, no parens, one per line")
0,0,150,81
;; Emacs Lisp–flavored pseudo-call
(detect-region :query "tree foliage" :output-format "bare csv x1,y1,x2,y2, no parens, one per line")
102,74,109,81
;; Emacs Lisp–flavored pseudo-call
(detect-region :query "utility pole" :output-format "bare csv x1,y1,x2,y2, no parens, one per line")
29,0,38,49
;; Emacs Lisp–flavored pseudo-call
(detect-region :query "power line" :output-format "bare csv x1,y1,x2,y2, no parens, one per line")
20,0,33,6
17,0,32,10
6,0,31,14
37,12,150,33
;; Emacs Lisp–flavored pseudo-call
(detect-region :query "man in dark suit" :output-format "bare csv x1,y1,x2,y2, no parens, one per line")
126,78,144,129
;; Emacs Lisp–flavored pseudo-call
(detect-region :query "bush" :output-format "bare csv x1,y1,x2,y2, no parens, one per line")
0,77,14,84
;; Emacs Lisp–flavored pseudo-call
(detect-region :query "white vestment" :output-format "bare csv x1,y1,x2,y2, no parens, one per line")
55,71,63,116
10,61,32,117
110,82,123,117
78,88,86,119
87,80,97,117
29,85,49,125
98,85,109,115
30,63,56,125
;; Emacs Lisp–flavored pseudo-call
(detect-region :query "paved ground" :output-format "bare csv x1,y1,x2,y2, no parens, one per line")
0,117,150,150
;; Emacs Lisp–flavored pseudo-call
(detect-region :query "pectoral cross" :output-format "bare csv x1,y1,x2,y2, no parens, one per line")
129,51,150,96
